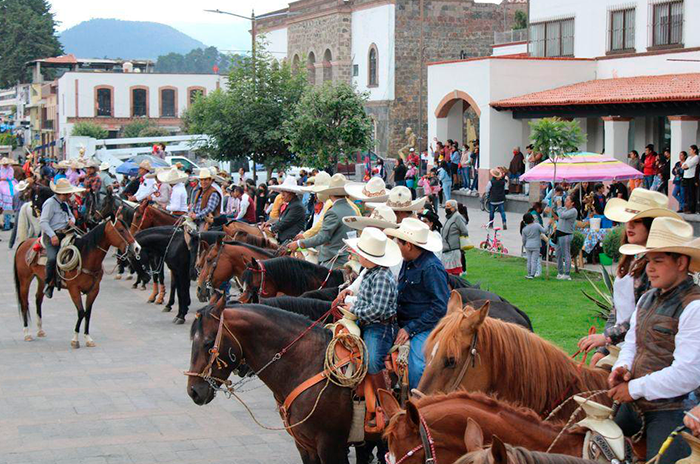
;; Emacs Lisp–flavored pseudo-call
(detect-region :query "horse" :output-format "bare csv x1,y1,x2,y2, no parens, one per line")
455,288,533,331
417,292,609,422
225,230,279,251
13,218,139,347
240,256,353,303
130,202,180,235
222,220,268,239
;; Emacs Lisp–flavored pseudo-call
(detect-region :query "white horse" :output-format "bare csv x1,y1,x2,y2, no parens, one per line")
15,202,40,245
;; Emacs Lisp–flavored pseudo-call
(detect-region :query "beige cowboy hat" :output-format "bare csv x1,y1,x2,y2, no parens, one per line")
269,175,303,193
16,180,30,192
312,173,349,196
56,160,71,169
145,167,168,179
208,166,228,184
345,177,391,202
99,161,110,171
385,217,442,253
85,158,101,170
604,188,681,223
367,186,426,212
196,167,213,180
343,227,402,268
0,157,12,166
50,178,85,195
620,217,700,272
489,168,503,179
301,171,331,192
343,204,398,231
138,160,154,172
157,166,189,185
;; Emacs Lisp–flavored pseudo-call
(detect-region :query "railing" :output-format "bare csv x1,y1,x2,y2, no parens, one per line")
42,120,54,130
494,28,528,45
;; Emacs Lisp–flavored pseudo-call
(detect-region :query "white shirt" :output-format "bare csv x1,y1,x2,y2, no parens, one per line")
167,183,188,213
235,193,251,220
134,177,156,201
614,297,700,401
612,274,636,327
683,154,699,178
213,183,225,214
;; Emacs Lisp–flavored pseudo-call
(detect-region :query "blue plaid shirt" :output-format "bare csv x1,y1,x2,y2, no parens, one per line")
352,266,397,324
191,188,221,220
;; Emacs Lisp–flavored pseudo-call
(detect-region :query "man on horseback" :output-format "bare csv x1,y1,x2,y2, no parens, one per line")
609,217,700,464
128,160,156,203
83,159,103,212
159,167,188,215
385,218,448,390
189,168,221,230
268,177,305,242
146,168,171,209
39,178,84,298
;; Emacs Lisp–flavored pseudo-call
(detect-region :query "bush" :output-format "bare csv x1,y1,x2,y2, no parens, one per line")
71,121,108,139
570,230,585,257
0,133,17,149
138,126,170,138
602,226,624,261
122,119,155,139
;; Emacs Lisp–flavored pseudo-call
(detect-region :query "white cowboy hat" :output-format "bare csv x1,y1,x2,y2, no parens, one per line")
269,175,303,193
56,160,71,169
99,161,110,171
343,227,402,268
605,188,680,223
197,168,213,180
145,167,168,179
345,177,391,202
620,217,700,272
138,160,154,172
0,157,12,166
16,180,30,192
157,166,189,185
385,217,442,253
367,186,426,212
85,158,101,169
301,171,331,192
312,173,349,196
343,204,398,231
50,178,85,195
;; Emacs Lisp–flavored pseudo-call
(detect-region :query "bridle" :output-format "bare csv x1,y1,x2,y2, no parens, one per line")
202,241,227,297
244,260,272,301
387,410,438,464
97,218,134,260
447,328,480,392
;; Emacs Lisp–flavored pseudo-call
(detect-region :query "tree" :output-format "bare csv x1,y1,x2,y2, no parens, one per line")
0,0,63,87
0,133,18,149
71,121,108,139
284,82,373,170
122,119,155,138
138,126,170,138
513,11,528,30
156,46,241,74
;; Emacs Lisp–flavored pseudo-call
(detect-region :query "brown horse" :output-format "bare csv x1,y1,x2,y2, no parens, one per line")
130,201,181,235
222,220,268,239
13,218,139,347
226,230,280,250
417,292,608,421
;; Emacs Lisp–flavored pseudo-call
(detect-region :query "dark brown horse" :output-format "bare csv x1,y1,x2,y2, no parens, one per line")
13,218,139,347
417,292,608,422
226,230,280,250
130,202,181,235
223,220,270,240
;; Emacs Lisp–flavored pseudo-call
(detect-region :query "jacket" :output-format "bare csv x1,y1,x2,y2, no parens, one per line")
521,223,546,250
299,198,358,267
489,179,506,203
397,250,449,336
271,196,305,243
441,212,469,252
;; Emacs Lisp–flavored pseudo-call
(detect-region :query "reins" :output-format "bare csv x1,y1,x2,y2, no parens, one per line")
389,410,438,464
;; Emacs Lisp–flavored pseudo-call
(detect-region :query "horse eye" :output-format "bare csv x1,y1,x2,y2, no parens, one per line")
444,357,456,369
204,339,214,350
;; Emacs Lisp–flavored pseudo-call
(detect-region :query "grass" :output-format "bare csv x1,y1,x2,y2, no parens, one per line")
464,249,606,354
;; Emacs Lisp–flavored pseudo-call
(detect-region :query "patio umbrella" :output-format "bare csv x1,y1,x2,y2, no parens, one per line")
115,155,169,177
519,152,643,183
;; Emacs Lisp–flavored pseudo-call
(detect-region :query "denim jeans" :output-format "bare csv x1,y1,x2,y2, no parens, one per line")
460,167,471,189
644,175,654,190
408,330,431,389
615,404,690,464
470,172,479,191
489,203,506,226
673,183,685,211
3,213,12,231
362,323,397,374
442,182,452,203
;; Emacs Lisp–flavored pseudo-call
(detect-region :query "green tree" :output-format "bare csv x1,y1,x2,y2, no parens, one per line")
156,46,240,74
0,133,18,149
513,10,528,30
71,121,108,139
122,119,155,138
138,126,170,138
0,0,63,87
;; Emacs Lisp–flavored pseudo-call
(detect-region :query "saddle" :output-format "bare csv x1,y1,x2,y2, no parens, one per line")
573,396,634,463
25,233,75,267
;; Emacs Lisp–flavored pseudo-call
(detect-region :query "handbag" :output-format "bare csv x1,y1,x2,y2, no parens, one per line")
460,236,474,250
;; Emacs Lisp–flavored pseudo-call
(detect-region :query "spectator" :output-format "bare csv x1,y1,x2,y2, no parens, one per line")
437,160,452,204
682,146,699,214
521,213,546,279
526,144,543,168
642,144,658,190
440,199,469,275
450,141,461,188
391,158,407,187
238,167,247,186
672,152,686,212
608,181,629,201
553,195,577,280
418,168,440,212
486,168,507,230
405,162,418,199
508,147,525,194
656,148,671,194
374,158,387,182
460,144,471,192
469,144,480,191
593,183,607,215
627,150,642,191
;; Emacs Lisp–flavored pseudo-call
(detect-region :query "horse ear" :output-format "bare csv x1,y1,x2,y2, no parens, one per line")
377,389,402,420
475,300,490,326
490,436,508,464
405,400,421,428
464,418,485,452
447,290,463,315
251,258,261,270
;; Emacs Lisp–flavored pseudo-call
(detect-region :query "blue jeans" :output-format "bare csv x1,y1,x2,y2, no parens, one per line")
673,182,685,210
470,172,479,191
644,175,654,190
489,203,506,226
362,323,396,374
442,182,452,203
408,330,431,389
615,404,690,464
460,167,470,189
3,213,12,231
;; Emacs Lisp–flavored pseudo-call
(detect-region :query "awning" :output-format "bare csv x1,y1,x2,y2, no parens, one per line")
519,152,643,183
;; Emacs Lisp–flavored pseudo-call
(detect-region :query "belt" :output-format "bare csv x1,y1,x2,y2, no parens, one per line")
361,315,397,327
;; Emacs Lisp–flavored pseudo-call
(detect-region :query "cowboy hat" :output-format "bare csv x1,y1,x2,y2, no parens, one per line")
620,217,700,271
207,166,228,184
489,168,503,179
0,157,12,165
56,160,71,169
16,180,30,192
99,161,110,171
138,160,154,172
367,186,426,212
385,217,442,253
345,177,391,202
604,188,681,223
196,167,214,180
50,178,85,195
269,175,303,193
302,171,331,192
343,204,398,231
85,159,101,169
343,227,402,268
145,167,168,179
157,166,189,185
312,173,349,196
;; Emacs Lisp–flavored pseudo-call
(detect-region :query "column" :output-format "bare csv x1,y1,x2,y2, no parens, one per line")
669,116,700,166
602,116,631,162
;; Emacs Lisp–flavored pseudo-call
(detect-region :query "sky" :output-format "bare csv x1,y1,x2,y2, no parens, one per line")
49,0,501,52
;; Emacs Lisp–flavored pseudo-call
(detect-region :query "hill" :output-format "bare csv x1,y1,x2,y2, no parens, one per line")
59,19,207,60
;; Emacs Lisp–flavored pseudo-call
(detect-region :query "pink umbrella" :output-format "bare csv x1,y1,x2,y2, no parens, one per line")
520,152,643,183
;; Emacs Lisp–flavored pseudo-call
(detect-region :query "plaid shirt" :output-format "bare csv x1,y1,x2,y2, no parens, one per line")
84,173,102,193
191,188,221,219
352,266,397,324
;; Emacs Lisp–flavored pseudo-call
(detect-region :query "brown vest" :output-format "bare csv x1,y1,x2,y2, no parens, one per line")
631,277,700,411
193,185,221,217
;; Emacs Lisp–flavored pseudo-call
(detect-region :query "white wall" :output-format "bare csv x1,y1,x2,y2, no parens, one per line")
597,49,700,79
264,27,289,60
351,3,395,101
492,43,528,57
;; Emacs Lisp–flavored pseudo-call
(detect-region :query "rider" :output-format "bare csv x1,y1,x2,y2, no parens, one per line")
39,178,84,299
128,160,156,203
189,168,221,229
146,168,171,209
385,218,449,390
232,186,255,224
158,167,188,215
367,186,426,224
609,217,700,464
268,177,305,242
83,159,103,210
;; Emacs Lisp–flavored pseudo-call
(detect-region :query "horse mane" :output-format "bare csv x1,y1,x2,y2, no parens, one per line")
225,241,275,258
425,313,608,413
75,222,107,253
260,296,333,321
257,257,344,288
235,233,277,250
300,286,340,301
448,274,479,290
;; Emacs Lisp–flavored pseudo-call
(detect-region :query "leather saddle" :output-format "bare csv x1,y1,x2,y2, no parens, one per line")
25,233,75,268
573,396,634,463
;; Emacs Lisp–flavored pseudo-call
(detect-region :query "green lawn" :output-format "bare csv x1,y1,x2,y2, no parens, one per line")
463,249,606,353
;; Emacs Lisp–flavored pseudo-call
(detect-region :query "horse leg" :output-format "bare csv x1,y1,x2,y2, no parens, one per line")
155,282,166,305
317,437,349,464
35,278,46,338
147,281,158,303
173,272,189,323
82,284,100,348
18,273,33,342
68,286,85,349
164,270,175,312
294,443,321,464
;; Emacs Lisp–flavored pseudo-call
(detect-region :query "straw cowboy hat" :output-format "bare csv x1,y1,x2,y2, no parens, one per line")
0,157,12,166
343,227,402,268
269,175,303,193
312,173,349,196
145,167,168,179
208,166,228,184
50,178,85,195
367,186,426,212
85,159,101,170
157,166,189,185
16,180,30,192
343,204,398,231
489,168,503,179
302,171,331,192
196,168,213,180
620,217,700,271
138,160,154,172
605,188,681,223
99,161,110,171
385,217,442,253
56,160,71,169
345,177,391,202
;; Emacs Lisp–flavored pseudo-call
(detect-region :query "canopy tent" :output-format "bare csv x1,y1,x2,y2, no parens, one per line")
519,153,643,183
115,155,169,177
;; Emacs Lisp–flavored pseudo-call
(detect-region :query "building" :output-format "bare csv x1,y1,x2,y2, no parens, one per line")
427,0,700,189
257,0,526,158
0,84,31,143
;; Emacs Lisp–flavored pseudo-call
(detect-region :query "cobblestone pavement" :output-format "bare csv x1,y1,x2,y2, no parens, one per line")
0,230,303,464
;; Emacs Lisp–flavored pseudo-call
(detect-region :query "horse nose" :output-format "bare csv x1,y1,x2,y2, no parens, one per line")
132,241,142,257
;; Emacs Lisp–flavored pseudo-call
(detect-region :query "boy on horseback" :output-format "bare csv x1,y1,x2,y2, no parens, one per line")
609,217,700,464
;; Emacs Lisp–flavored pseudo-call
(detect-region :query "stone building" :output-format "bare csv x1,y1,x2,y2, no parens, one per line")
258,0,526,158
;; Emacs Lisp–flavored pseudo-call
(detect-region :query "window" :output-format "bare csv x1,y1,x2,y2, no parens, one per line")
132,88,147,117
96,88,112,117
292,54,300,73
323,49,333,83
353,64,359,77
609,8,636,52
529,18,575,57
189,88,204,104
368,45,378,87
651,1,683,47
307,52,316,86
160,88,176,117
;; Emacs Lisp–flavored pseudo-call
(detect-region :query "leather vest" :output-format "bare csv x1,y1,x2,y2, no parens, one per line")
193,186,221,217
631,277,700,411
243,195,256,222
490,179,506,203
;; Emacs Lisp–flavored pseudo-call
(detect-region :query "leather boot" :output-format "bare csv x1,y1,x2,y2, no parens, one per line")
155,284,166,305
365,372,390,433
147,282,158,303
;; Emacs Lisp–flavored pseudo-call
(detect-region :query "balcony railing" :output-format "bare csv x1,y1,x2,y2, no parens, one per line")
494,28,528,45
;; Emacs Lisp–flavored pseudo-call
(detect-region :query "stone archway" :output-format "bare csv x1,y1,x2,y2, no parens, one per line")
434,90,481,148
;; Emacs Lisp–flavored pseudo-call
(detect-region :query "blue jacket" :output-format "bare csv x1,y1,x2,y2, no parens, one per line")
397,250,449,336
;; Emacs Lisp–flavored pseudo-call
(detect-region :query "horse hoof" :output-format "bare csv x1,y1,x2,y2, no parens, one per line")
114,274,122,280
86,340,96,348
24,335,33,342
162,306,172,312
140,286,147,291
147,297,155,303
125,275,133,281
173,317,185,325
131,283,138,289
70,340,80,349
37,330,46,338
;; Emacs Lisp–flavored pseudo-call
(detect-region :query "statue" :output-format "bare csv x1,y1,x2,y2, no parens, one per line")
398,127,417,161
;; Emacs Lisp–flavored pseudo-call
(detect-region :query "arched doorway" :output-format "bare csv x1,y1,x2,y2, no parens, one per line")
434,90,481,149
307,52,316,86
323,49,333,83
292,54,300,73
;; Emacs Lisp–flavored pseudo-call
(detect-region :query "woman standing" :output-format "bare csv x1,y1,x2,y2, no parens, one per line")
440,199,468,275
437,160,452,204
552,195,577,280
256,183,268,222
672,152,686,212
0,157,18,231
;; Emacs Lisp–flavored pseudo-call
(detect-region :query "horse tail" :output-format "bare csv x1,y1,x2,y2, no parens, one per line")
13,247,27,321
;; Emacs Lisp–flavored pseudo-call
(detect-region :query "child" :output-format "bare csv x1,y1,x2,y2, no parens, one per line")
521,213,546,279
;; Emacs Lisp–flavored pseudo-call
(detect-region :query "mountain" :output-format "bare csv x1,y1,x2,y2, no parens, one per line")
59,19,207,60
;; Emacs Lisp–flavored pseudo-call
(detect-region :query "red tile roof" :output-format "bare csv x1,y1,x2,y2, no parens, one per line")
491,73,700,109
39,54,78,64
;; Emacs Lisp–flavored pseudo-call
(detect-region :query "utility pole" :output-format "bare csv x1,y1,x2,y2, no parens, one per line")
418,0,425,168
251,9,257,183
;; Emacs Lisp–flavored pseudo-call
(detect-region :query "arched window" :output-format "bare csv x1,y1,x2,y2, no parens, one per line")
159,87,177,118
292,54,300,73
368,45,378,87
323,49,333,83
307,52,316,86
131,87,148,117
95,86,113,117
188,86,206,105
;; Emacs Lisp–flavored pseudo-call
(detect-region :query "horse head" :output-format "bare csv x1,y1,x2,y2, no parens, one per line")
196,240,215,303
454,420,510,464
106,217,141,256
239,258,263,304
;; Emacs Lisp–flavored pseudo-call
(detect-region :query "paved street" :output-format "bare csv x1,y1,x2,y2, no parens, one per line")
0,230,299,464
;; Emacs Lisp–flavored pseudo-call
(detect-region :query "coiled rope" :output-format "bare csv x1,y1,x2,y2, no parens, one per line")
324,330,367,388
57,244,82,281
